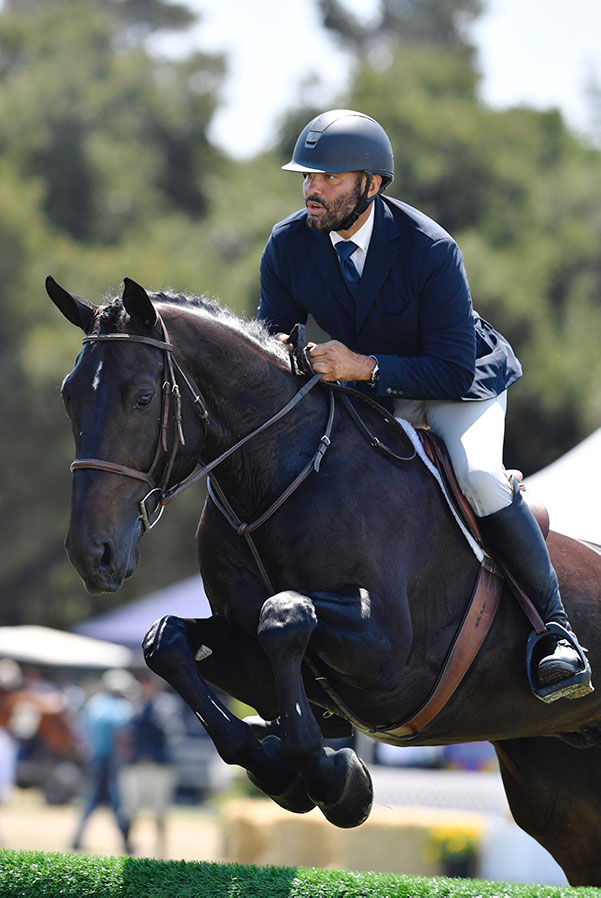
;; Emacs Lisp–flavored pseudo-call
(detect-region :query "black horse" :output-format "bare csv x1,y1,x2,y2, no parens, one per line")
47,276,601,885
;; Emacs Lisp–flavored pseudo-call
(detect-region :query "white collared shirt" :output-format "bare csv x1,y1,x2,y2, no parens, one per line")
329,202,375,277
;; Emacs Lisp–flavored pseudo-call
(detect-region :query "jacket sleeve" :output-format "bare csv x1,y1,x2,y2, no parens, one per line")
375,239,477,401
258,231,308,335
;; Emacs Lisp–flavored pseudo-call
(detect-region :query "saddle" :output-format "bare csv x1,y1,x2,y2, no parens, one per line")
419,429,549,545
288,322,550,595
286,324,555,736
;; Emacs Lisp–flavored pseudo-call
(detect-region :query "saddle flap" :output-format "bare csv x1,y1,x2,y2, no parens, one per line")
418,431,550,544
418,429,547,634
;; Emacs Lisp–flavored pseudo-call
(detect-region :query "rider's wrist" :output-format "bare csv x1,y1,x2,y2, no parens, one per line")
367,355,379,387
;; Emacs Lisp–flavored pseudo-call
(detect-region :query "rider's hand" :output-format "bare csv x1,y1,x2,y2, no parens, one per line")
308,341,376,382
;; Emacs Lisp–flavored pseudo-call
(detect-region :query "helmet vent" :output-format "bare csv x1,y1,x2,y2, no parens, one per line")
305,130,322,148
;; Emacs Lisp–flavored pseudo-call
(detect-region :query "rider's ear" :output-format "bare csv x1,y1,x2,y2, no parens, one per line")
122,278,158,331
45,276,97,333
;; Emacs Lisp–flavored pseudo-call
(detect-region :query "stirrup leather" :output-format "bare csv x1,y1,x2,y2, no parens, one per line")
526,622,594,703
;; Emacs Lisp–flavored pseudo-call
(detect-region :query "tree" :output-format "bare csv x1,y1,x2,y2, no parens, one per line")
0,0,223,242
319,0,483,52
2,0,600,633
0,0,227,628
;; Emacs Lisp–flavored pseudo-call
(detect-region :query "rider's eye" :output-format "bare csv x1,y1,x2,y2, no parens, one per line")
135,393,154,409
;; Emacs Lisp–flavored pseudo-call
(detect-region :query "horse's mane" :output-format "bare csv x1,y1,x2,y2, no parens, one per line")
98,289,290,370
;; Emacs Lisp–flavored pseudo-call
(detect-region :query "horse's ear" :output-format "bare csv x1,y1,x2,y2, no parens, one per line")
122,277,157,331
45,276,97,333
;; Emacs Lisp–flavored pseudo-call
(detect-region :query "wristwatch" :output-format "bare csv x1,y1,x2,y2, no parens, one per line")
368,355,379,387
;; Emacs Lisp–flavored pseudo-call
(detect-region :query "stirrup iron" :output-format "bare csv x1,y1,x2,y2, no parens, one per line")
526,622,594,703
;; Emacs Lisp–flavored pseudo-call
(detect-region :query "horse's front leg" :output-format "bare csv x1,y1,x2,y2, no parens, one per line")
257,591,373,828
142,614,314,814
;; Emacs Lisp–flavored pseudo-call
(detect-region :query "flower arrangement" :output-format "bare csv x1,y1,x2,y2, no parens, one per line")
427,820,484,877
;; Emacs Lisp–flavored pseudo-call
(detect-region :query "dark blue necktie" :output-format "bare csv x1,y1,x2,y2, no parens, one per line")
335,241,360,297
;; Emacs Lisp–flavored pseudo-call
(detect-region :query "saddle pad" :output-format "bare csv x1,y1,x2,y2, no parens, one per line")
394,418,484,562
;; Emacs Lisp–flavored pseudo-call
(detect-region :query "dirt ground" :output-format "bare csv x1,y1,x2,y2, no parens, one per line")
0,787,223,863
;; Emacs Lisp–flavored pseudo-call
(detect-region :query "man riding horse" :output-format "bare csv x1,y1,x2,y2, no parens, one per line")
258,108,591,701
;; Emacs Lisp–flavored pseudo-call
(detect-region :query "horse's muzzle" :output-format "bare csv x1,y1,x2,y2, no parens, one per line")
65,528,139,594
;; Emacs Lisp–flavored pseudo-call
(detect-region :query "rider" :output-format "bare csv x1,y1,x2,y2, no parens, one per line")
258,108,592,702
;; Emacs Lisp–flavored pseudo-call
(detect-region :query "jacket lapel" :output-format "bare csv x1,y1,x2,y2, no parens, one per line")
308,231,357,319
355,199,400,331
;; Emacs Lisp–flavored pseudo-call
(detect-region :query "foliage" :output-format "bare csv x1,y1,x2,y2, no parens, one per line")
1,0,600,630
0,0,223,242
1,849,600,898
427,821,483,863
319,0,484,54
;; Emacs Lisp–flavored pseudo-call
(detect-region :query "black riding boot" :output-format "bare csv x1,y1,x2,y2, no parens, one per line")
478,480,593,702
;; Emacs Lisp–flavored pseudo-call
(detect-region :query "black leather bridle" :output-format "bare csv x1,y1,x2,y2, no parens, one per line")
70,315,328,535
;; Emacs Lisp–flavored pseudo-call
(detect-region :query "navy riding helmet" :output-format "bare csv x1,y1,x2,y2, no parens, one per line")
282,109,394,188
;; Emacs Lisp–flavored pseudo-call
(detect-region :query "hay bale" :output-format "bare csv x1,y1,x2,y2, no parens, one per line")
221,799,485,875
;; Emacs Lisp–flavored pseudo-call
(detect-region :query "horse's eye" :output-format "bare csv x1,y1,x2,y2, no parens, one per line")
135,393,154,409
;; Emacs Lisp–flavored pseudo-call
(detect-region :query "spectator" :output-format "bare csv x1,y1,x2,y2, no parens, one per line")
0,660,22,845
120,675,179,858
70,668,137,854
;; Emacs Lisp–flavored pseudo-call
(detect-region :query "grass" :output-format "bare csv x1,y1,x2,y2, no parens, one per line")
1,851,601,898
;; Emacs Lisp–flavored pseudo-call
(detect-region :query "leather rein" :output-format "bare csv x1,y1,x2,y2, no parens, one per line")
70,315,327,534
71,318,505,741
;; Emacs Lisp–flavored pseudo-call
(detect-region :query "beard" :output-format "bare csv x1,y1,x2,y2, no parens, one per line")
305,176,363,232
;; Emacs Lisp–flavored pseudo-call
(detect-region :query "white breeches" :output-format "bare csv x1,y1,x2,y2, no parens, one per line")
394,391,513,517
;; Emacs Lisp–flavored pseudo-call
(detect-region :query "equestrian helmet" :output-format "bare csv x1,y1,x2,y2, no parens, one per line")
282,109,394,188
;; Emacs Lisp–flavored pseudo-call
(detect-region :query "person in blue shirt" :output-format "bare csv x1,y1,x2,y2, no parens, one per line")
258,108,592,702
70,668,136,854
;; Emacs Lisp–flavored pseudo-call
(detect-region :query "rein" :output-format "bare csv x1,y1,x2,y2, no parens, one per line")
70,316,325,532
207,388,335,591
72,316,504,741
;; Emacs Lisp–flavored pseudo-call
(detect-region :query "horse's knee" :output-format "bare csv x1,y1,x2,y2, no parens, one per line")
258,591,317,656
143,615,192,675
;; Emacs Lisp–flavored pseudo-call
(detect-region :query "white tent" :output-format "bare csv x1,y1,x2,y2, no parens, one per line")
75,575,210,648
0,625,135,668
525,428,601,545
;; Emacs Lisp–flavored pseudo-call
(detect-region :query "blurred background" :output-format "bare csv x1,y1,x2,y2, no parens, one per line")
0,0,600,886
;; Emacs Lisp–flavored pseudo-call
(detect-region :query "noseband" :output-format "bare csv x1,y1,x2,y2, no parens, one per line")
70,314,324,532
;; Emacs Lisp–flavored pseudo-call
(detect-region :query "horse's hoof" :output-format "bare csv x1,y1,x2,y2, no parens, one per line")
308,747,373,829
246,735,316,814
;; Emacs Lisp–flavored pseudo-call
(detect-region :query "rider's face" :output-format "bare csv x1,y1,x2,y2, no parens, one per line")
303,171,365,233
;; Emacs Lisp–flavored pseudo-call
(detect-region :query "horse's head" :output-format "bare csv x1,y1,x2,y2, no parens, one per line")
47,276,206,594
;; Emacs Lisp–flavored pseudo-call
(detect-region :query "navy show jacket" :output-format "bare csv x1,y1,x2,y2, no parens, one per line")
258,195,522,406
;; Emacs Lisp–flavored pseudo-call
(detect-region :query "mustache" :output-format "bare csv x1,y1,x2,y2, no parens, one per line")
306,195,329,210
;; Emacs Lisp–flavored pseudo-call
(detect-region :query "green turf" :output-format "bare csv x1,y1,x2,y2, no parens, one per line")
1,850,600,898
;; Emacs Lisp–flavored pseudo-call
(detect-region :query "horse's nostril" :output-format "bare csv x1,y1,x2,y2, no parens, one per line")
99,542,113,570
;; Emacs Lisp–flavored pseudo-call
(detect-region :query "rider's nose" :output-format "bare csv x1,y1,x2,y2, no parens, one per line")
304,174,318,194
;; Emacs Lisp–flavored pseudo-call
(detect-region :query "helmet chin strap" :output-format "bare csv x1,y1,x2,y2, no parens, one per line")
336,173,374,233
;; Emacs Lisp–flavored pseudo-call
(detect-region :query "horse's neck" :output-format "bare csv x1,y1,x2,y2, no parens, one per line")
169,310,307,488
